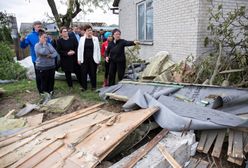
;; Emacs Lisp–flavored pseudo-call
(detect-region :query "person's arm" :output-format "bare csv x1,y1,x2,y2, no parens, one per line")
47,44,59,58
35,43,49,57
72,38,78,56
77,38,83,64
95,37,101,63
105,43,111,62
123,40,139,47
20,35,30,49
56,40,68,57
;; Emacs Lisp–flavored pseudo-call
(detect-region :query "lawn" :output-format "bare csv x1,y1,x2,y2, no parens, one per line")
0,71,106,116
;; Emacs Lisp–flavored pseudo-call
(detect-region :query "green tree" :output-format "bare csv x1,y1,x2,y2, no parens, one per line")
204,3,248,86
0,11,12,44
0,42,26,80
47,0,111,28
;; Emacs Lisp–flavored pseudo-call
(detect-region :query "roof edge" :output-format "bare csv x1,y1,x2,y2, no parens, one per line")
113,0,120,7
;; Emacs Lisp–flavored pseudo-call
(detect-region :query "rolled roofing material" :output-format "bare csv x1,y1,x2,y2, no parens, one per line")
99,81,248,130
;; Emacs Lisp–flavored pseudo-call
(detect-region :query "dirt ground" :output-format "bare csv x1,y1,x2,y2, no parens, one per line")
0,90,123,119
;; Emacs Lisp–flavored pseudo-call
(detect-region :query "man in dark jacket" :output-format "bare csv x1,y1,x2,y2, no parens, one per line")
106,29,139,86
68,25,81,45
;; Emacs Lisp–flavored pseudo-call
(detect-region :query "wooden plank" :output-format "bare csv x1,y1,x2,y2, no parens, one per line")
202,130,218,154
186,158,209,168
212,156,223,168
35,125,101,168
227,156,243,166
0,103,104,143
9,135,65,168
0,106,102,148
26,113,44,127
1,110,113,168
197,131,208,152
227,129,234,156
211,130,226,158
157,143,182,168
63,107,160,168
0,132,41,158
244,143,248,153
231,130,243,159
105,93,128,102
18,140,64,168
4,109,15,118
243,132,248,153
121,129,169,168
234,127,248,133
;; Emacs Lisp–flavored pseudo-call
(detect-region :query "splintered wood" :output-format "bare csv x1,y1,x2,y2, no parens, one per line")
197,129,246,166
0,103,159,168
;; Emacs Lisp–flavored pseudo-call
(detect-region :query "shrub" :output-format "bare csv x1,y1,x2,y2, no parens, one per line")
0,42,26,80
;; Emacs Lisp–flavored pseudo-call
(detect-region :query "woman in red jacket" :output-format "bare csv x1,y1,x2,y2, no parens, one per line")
101,32,113,87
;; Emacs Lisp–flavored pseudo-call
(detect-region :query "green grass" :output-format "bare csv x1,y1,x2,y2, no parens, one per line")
0,71,105,102
0,80,36,96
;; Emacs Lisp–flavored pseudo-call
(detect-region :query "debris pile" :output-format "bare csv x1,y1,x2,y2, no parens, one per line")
2,103,183,168
99,80,248,166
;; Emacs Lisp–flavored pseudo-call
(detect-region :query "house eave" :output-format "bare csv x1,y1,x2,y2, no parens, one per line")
113,0,120,7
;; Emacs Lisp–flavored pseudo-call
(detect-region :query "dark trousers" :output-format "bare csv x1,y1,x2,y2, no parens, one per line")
36,68,55,93
33,63,42,94
81,57,97,90
64,65,83,88
65,71,73,87
108,61,126,86
104,61,110,79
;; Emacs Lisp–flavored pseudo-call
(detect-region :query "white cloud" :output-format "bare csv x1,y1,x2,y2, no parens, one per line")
0,0,118,29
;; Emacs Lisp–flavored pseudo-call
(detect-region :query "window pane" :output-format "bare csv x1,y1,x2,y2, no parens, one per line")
138,3,145,41
146,0,153,40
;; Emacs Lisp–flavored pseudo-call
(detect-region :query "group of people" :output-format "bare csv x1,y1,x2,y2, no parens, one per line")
20,21,139,95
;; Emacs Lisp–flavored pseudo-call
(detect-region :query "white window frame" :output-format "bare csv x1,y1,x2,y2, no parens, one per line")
136,0,153,43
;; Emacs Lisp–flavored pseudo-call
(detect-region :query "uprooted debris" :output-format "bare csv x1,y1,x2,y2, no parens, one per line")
39,95,75,113
99,80,248,166
0,103,167,168
141,51,175,82
111,130,196,168
0,112,44,137
0,117,26,132
16,103,38,117
15,95,75,117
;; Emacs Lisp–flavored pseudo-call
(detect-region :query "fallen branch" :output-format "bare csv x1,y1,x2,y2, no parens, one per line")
210,43,222,85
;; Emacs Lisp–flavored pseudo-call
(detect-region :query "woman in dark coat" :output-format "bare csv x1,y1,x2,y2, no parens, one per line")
56,26,83,90
106,29,139,86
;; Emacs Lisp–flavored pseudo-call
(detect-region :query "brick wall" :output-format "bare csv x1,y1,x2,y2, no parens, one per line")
118,0,248,62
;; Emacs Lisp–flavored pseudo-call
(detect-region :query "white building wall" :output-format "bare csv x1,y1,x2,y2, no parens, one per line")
152,0,200,62
117,0,248,62
118,0,137,41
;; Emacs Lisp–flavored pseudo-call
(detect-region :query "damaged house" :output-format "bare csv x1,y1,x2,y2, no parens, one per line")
113,0,248,62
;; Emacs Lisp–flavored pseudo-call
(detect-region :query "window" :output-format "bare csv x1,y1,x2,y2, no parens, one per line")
137,0,153,42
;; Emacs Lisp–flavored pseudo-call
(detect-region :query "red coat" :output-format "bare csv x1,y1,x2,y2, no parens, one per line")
101,40,109,59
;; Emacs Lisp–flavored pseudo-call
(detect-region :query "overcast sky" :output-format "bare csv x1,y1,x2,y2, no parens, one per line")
0,0,119,29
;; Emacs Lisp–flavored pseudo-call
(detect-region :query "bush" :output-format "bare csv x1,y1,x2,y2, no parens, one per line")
0,42,26,80
125,45,144,66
